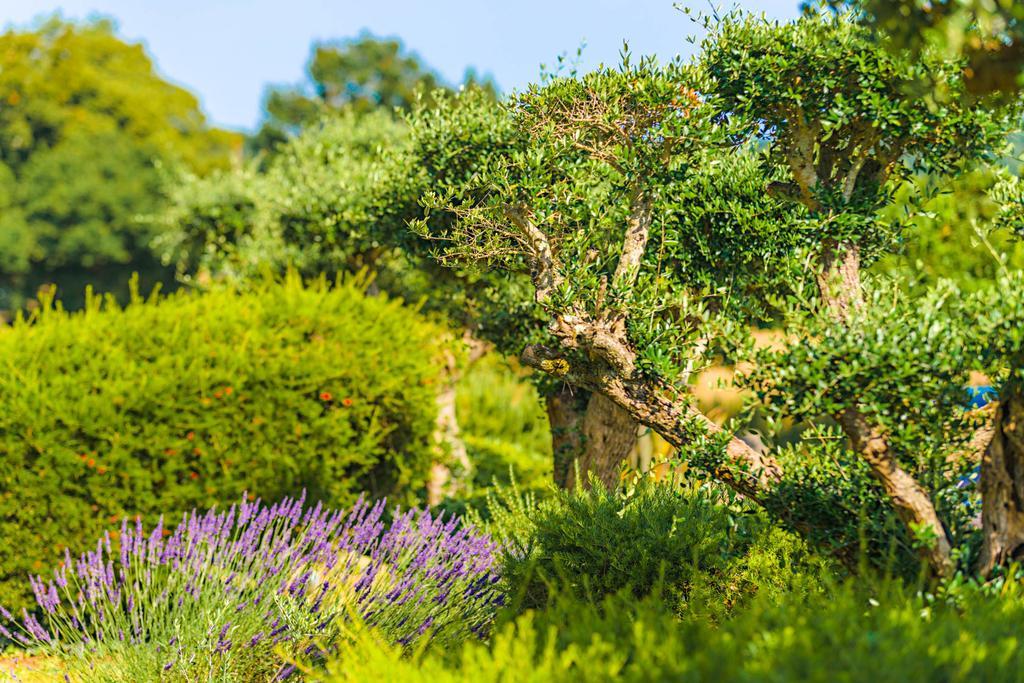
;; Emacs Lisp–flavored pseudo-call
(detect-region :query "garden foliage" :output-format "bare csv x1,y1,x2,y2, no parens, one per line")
325,578,1024,683
409,7,1024,577
0,274,449,609
455,356,552,498
477,480,827,619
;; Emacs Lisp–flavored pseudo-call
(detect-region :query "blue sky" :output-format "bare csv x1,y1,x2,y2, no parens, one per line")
3,0,801,131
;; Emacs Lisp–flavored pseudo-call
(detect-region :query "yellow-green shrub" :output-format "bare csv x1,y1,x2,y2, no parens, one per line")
325,582,1024,683
0,274,449,608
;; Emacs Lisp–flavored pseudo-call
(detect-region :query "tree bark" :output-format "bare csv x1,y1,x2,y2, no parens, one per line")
815,240,864,321
546,388,587,488
978,383,1024,575
839,408,955,576
426,347,471,506
546,389,641,490
815,239,954,577
568,393,640,490
524,345,782,498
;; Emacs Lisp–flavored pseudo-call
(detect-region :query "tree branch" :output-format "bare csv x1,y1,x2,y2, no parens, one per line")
612,191,654,290
814,239,954,577
505,206,562,304
520,344,783,496
838,409,955,576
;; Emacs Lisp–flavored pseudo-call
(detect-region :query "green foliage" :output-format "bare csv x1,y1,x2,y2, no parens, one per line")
851,0,1024,98
473,479,828,619
874,168,1024,292
761,430,918,572
324,579,1024,682
159,87,537,337
751,283,981,469
158,110,412,282
744,273,1024,570
700,7,1008,254
0,16,239,308
413,60,808,383
264,35,443,129
456,356,552,494
0,274,449,609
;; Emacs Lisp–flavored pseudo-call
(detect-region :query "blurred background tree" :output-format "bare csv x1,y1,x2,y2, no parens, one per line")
849,0,1024,98
251,34,497,154
0,16,241,311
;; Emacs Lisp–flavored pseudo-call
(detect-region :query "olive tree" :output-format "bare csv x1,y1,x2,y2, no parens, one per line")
845,0,1024,574
412,10,1019,576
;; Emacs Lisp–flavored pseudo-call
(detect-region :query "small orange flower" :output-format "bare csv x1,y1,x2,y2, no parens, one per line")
164,448,177,456
186,431,195,441
97,467,107,475
193,447,203,456
341,398,354,407
213,390,223,399
86,458,95,468
224,387,233,396
319,391,333,401
189,471,199,480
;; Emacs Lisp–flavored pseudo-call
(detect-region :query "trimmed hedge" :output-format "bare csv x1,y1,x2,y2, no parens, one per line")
0,274,449,608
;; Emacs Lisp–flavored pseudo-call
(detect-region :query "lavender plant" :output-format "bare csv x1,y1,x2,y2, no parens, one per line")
0,494,502,681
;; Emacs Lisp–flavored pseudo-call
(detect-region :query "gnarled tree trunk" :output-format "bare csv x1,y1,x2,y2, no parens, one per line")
545,389,640,490
546,388,586,488
569,393,639,490
978,383,1024,575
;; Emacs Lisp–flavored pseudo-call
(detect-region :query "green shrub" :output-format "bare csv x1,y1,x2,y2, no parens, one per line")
325,580,1024,683
0,273,449,609
475,479,829,618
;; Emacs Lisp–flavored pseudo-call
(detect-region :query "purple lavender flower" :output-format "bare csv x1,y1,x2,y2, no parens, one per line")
0,493,503,671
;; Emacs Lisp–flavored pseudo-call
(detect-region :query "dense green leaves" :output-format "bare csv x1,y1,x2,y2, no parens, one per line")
0,275,449,609
852,0,1024,98
327,578,1024,682
702,9,1009,253
488,480,823,618
414,59,810,383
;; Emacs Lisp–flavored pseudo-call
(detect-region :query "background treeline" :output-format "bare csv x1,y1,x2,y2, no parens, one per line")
0,17,497,312
0,17,241,310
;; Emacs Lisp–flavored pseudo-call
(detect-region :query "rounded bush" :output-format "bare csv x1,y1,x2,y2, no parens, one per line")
0,274,449,608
